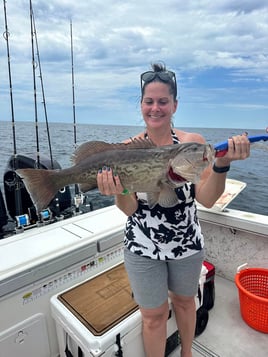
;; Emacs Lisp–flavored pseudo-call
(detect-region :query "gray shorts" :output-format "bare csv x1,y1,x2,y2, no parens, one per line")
124,248,204,309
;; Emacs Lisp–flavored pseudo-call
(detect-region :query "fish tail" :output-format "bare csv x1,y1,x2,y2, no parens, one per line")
16,168,62,213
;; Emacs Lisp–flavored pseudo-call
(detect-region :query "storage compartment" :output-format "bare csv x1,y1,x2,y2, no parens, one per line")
51,263,178,356
0,313,50,357
51,260,215,356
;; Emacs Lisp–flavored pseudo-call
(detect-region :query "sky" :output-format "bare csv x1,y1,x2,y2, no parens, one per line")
0,0,268,130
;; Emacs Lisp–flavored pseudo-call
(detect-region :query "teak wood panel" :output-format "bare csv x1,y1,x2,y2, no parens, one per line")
58,263,139,335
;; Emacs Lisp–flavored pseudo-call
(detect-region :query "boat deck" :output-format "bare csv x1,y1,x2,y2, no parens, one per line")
170,275,267,357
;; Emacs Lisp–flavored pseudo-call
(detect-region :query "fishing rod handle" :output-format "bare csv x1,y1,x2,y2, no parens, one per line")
214,135,268,157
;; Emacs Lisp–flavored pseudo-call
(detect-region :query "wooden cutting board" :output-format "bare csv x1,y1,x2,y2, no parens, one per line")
58,263,138,336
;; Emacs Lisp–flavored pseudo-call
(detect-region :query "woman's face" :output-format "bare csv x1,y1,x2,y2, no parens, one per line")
141,81,178,130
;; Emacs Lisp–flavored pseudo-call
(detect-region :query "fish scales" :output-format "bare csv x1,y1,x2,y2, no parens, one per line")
16,139,214,213
60,148,168,192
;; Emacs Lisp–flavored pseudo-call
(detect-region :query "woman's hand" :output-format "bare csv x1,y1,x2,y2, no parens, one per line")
97,166,138,216
97,167,125,196
215,133,250,167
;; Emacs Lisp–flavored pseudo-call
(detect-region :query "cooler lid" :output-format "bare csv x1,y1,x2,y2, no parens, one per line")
58,263,138,336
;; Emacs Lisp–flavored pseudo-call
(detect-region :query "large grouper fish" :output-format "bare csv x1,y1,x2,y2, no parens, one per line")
16,138,214,213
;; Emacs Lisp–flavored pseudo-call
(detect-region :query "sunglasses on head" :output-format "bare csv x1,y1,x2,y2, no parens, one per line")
140,70,177,98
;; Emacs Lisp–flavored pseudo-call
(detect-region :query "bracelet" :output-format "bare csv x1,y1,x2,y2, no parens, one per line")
121,188,130,195
212,163,230,173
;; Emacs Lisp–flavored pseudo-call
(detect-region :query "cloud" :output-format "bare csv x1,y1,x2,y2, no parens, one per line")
1,0,268,129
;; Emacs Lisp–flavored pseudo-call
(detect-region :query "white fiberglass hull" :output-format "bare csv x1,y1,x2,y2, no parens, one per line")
0,204,267,356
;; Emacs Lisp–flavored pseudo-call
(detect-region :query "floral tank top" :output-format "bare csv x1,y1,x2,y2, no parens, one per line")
124,130,204,260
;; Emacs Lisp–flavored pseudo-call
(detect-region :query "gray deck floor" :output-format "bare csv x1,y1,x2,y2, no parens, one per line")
170,275,268,357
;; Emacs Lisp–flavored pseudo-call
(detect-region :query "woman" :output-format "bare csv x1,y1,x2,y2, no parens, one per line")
97,63,250,357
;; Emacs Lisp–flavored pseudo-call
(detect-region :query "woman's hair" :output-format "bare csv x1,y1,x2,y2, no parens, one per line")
151,62,166,72
141,62,177,101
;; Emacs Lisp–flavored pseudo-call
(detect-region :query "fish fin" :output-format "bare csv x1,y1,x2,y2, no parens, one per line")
146,192,160,209
72,141,112,165
72,138,157,165
147,186,179,208
158,186,179,208
126,137,157,148
16,168,61,213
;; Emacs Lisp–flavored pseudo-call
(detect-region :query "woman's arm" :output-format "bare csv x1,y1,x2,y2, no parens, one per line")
115,193,138,216
195,135,250,208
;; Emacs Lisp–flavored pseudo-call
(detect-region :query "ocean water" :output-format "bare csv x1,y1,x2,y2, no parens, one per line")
0,121,267,216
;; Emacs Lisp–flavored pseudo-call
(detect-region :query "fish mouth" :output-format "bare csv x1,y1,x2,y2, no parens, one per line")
168,167,186,183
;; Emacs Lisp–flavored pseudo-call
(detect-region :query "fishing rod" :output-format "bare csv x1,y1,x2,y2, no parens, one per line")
2,0,23,217
29,0,41,169
70,20,85,212
3,0,17,157
70,20,77,150
29,1,62,220
31,3,54,169
214,135,268,157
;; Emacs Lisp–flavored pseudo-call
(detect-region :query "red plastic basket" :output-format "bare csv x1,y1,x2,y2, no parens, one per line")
235,267,268,333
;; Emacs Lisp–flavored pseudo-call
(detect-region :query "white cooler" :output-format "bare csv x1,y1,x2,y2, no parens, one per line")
51,263,179,357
